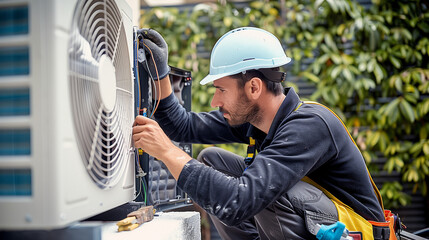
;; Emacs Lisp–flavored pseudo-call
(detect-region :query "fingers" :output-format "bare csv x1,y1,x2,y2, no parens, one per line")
133,115,153,126
139,28,166,48
138,29,156,50
147,30,166,47
132,126,148,149
142,41,159,61
137,28,151,39
132,116,158,147
132,125,155,151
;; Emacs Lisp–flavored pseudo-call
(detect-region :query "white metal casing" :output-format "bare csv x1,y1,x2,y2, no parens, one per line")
0,0,136,230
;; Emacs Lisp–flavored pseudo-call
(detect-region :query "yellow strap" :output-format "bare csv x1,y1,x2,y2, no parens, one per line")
294,102,303,111
245,137,257,163
249,137,255,145
296,101,384,211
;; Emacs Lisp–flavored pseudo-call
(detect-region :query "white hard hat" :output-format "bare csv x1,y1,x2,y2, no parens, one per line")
200,27,291,85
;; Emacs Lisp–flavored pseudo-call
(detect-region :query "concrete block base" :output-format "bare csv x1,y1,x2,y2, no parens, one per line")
102,211,201,240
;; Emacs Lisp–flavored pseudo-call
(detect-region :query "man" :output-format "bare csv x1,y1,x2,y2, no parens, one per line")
133,27,385,239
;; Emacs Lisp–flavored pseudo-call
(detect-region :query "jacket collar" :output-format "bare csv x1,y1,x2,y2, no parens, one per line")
246,87,302,142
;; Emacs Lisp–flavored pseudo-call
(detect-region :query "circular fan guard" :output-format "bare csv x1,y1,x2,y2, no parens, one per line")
68,0,133,189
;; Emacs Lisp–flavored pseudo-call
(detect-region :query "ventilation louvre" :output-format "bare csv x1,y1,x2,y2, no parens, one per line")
68,0,133,189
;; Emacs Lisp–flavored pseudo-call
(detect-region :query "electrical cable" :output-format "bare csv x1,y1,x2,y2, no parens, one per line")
133,150,148,204
144,61,157,117
134,178,142,200
133,151,142,200
142,42,162,118
133,30,141,113
141,174,147,204
133,36,147,204
136,38,141,113
141,49,157,117
132,37,161,205
149,75,157,117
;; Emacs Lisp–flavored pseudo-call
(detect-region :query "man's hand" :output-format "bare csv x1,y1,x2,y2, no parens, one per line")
132,116,192,179
137,28,170,80
132,115,175,160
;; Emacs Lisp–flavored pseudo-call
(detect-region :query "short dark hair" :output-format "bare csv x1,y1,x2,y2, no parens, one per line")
230,68,283,96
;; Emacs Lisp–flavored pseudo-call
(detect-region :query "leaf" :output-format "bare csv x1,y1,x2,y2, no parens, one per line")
405,168,419,182
199,92,207,104
369,131,381,147
362,78,375,90
324,34,338,51
399,98,416,122
401,46,407,58
395,76,403,92
337,23,346,35
398,196,408,206
389,56,401,69
300,72,320,83
331,66,342,79
385,157,395,173
382,98,400,117
358,61,366,71
362,151,372,163
420,126,428,140
223,17,232,27
404,91,418,104
342,67,353,82
395,157,404,168
250,1,264,9
410,141,423,155
331,87,340,103
331,54,342,64
419,99,429,116
342,54,354,65
367,58,375,72
326,0,339,12
378,131,389,152
314,0,324,8
355,18,363,29
268,7,278,17
402,28,412,41
387,189,393,199
423,142,429,155
418,21,429,33
389,107,399,124
374,62,384,83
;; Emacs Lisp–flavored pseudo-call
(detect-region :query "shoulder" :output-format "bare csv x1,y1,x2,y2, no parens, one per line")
281,103,333,132
272,102,339,148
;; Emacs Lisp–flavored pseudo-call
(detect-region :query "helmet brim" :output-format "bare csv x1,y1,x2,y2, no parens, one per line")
200,72,233,85
200,57,292,85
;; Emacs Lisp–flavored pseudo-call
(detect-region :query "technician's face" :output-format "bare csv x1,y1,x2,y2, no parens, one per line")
211,77,259,126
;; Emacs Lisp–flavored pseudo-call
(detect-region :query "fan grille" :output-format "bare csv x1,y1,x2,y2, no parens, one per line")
68,0,133,189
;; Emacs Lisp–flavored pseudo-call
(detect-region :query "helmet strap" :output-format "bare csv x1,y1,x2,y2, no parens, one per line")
257,68,287,83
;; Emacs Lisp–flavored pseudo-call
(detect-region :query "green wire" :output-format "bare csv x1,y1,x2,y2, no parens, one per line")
141,177,147,204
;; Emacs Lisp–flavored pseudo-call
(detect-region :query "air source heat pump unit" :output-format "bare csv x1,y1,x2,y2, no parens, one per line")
0,0,136,229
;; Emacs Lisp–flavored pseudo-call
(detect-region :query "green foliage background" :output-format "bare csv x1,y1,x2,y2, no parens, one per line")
140,0,429,209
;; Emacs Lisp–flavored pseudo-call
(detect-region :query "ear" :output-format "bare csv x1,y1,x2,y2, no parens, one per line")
245,77,263,100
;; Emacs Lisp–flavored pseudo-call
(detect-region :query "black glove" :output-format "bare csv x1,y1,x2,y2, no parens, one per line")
138,28,170,80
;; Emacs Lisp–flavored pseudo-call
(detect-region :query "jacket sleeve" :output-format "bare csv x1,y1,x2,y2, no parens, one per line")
177,114,336,226
154,93,249,144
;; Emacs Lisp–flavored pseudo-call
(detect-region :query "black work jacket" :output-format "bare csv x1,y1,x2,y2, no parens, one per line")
154,87,385,226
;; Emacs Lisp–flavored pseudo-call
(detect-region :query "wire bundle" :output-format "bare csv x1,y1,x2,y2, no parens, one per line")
132,31,163,204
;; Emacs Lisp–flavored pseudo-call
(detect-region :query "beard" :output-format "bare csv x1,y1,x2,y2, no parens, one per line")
220,93,261,127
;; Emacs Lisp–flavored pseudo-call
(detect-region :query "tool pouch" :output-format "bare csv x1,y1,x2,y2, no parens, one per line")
368,210,401,240
302,176,401,240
